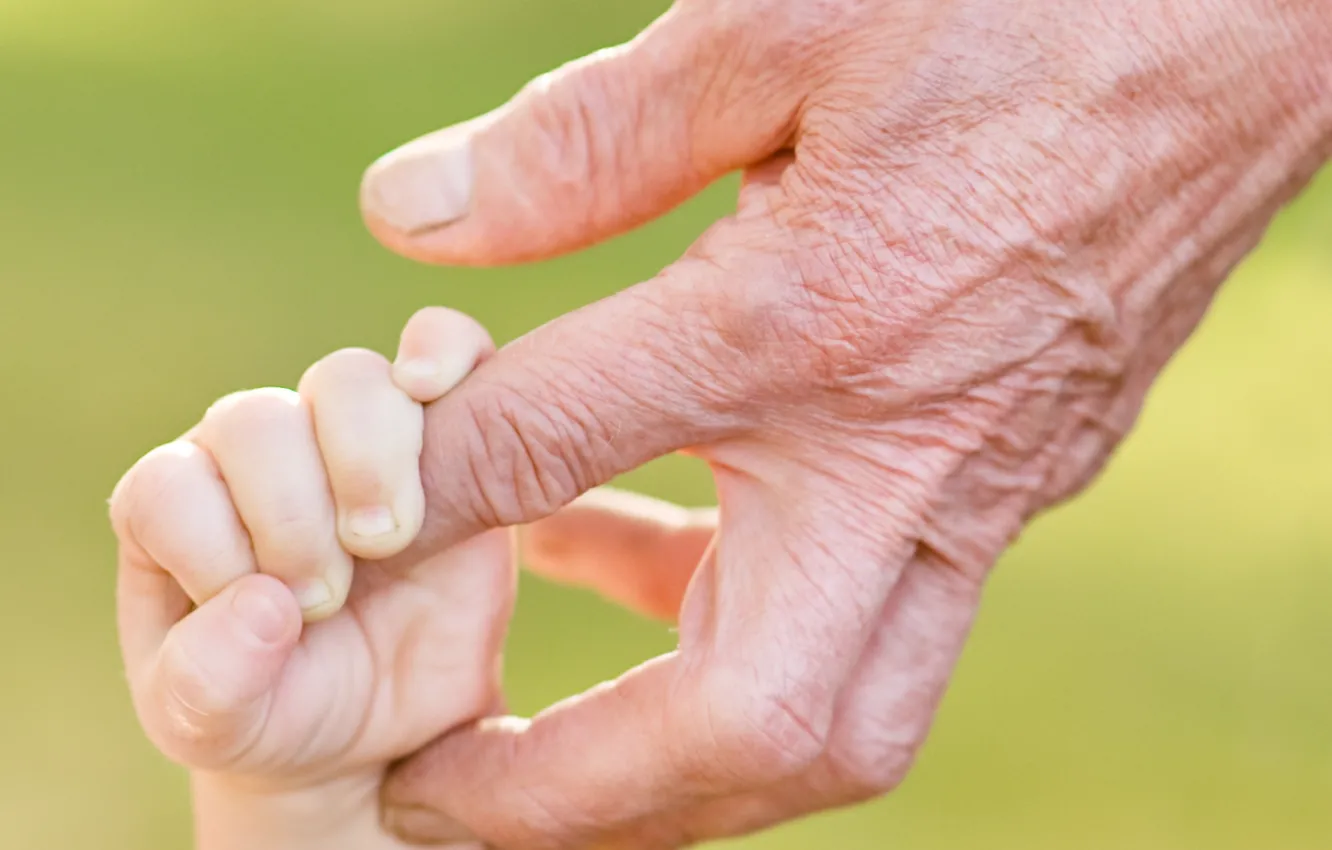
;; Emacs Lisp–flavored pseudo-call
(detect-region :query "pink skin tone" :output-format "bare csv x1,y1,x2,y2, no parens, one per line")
113,0,1332,848
346,1,1331,848
110,308,509,850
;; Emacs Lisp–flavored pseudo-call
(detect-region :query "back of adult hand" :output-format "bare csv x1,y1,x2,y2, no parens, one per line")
358,1,1332,847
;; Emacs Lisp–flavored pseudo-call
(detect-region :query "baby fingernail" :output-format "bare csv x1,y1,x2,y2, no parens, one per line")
394,358,440,382
393,354,474,400
346,505,396,539
290,578,334,619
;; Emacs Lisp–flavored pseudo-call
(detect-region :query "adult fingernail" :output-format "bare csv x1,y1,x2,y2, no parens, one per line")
346,505,396,539
382,805,477,845
361,131,473,234
230,583,292,645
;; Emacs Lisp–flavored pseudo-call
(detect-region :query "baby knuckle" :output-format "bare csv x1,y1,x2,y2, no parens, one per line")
255,512,335,566
155,700,214,759
303,347,389,390
112,443,206,542
204,387,303,435
321,346,387,372
331,463,392,502
150,658,231,763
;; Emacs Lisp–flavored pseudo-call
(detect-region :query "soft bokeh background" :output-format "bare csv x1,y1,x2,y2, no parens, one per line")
2,1,1329,847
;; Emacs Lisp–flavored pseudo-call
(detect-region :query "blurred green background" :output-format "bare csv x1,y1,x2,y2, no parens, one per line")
2,1,1329,848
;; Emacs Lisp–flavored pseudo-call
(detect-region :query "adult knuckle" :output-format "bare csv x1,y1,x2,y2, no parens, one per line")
483,786,581,850
691,676,830,786
826,739,916,800
692,0,846,74
789,259,896,382
780,169,1120,415
681,251,826,405
435,739,580,849
517,63,615,201
691,197,912,408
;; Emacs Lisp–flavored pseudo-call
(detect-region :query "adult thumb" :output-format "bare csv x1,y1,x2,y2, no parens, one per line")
358,3,802,266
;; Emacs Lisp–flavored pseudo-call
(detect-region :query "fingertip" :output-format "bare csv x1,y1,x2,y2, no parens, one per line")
229,574,302,646
392,358,473,403
301,346,427,564
360,127,476,243
340,505,398,551
335,486,426,562
293,553,354,623
393,307,494,403
332,466,426,562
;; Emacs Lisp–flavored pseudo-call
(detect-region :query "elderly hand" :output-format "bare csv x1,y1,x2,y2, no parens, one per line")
358,0,1332,847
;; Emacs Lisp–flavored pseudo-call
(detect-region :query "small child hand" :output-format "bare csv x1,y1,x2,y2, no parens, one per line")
110,307,507,850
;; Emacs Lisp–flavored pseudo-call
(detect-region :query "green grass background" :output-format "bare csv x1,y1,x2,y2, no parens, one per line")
1,1,1329,847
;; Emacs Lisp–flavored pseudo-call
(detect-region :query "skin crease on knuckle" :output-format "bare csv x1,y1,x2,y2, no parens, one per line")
203,387,303,436
202,390,320,493
113,443,199,549
302,346,387,388
364,3,1328,845
513,67,609,240
443,379,602,530
712,0,1330,571
421,315,737,540
598,11,1332,825
660,649,834,795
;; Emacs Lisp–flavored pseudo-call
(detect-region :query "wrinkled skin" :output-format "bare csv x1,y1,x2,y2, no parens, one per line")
356,0,1332,847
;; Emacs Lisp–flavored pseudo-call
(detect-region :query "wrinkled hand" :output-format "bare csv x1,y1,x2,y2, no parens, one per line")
358,1,1332,847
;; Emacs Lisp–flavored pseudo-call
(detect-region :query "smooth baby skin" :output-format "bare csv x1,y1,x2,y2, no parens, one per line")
110,307,506,850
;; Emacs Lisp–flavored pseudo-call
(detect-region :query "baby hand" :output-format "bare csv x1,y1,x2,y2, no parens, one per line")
110,308,508,850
